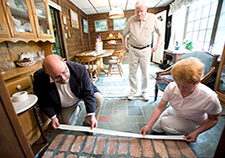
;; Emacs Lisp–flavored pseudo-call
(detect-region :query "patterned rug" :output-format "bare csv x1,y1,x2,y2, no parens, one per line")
94,63,163,99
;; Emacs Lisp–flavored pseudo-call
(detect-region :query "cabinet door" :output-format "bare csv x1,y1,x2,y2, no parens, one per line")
3,0,37,38
0,1,10,38
32,0,54,39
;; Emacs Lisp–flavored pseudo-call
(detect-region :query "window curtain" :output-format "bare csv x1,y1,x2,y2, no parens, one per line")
167,0,198,50
167,8,187,50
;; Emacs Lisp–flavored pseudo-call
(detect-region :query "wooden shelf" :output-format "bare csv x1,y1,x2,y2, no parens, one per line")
2,60,42,81
102,38,122,41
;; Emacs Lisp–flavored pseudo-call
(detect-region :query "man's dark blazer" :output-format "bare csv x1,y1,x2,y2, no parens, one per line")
33,61,100,119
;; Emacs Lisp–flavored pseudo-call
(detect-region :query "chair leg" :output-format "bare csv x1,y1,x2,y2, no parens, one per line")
118,64,123,76
154,83,159,101
119,64,123,73
89,72,93,84
107,64,112,77
95,70,100,81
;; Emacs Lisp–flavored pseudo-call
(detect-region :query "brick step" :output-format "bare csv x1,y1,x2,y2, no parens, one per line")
42,134,196,158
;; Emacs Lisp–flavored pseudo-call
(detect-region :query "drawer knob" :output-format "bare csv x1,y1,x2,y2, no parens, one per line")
16,85,22,90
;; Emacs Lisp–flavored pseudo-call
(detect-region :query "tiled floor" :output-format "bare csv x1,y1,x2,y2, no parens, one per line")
43,98,225,158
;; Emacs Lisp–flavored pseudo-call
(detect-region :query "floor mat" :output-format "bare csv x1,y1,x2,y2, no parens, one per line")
41,134,196,158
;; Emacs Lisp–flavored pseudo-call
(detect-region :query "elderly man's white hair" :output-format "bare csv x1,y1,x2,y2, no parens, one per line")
135,0,147,8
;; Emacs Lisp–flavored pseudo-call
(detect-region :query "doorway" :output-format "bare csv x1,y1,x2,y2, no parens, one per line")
50,7,65,58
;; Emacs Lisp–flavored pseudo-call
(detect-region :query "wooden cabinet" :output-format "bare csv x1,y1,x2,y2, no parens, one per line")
2,60,51,145
0,74,34,158
0,0,54,43
214,44,225,106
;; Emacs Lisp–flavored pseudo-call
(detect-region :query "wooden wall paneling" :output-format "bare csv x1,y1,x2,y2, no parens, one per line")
51,0,89,61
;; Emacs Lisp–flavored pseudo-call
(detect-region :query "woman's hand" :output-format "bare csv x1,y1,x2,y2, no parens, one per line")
184,132,198,142
140,125,151,136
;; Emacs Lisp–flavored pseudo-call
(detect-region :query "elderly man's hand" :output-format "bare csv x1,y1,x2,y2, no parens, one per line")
151,45,159,53
89,114,98,129
124,46,129,53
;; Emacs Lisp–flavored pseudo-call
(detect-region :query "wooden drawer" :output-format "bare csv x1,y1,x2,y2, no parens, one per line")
5,74,33,96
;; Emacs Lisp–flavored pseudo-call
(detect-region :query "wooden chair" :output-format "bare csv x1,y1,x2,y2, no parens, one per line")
154,51,219,101
107,50,124,77
76,56,99,83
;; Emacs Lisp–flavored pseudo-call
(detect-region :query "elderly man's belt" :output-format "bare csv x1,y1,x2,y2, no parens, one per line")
131,44,150,50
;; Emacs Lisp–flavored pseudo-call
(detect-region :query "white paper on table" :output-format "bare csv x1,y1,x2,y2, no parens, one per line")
85,50,105,56
58,124,185,140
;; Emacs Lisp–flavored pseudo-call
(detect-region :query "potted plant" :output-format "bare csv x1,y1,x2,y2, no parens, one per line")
183,39,193,51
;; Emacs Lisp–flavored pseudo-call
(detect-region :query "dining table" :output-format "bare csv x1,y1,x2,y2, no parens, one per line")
75,49,115,74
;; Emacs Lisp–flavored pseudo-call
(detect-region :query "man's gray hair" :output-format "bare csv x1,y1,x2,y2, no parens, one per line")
135,0,146,8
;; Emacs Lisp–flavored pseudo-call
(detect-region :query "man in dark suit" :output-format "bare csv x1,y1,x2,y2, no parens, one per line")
33,54,103,130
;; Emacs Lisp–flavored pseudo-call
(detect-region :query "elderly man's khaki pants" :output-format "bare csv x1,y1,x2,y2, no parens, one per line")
129,46,151,95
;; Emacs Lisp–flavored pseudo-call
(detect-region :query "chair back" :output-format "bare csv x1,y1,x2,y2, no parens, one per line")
182,51,218,76
76,56,96,68
113,50,124,64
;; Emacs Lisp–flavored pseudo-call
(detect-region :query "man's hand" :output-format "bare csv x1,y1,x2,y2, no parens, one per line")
151,45,159,53
89,114,98,129
140,125,151,136
184,132,198,142
51,117,60,129
124,46,129,53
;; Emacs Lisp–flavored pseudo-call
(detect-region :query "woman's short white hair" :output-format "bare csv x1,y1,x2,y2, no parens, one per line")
135,0,146,8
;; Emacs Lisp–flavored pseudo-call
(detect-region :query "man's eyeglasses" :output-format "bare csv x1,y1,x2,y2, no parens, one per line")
52,65,69,82
135,9,147,14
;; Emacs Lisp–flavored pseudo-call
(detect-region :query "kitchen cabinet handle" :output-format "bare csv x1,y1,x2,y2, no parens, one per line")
16,85,22,90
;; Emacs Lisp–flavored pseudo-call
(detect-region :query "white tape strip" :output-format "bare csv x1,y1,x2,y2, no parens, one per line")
58,124,185,140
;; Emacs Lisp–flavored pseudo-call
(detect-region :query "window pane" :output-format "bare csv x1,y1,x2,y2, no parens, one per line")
203,0,212,6
200,18,208,30
195,8,202,20
203,42,210,50
205,29,212,42
198,30,206,41
210,1,218,16
202,5,210,18
207,16,216,29
194,20,200,31
196,41,203,50
187,22,194,32
188,11,195,22
192,31,198,41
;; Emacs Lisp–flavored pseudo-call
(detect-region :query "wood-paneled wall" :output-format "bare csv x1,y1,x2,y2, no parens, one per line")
51,0,90,61
88,7,168,63
51,0,168,62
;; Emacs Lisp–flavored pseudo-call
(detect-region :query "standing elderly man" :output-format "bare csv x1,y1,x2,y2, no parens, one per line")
123,0,163,101
33,54,103,130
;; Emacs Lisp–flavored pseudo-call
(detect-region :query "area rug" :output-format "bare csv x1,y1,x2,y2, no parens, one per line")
41,134,196,158
94,63,163,99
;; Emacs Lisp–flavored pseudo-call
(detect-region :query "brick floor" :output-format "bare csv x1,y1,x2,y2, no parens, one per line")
41,134,196,158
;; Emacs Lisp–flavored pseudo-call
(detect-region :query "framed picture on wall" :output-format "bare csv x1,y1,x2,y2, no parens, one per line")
94,19,108,32
70,9,79,28
83,19,88,33
113,18,126,31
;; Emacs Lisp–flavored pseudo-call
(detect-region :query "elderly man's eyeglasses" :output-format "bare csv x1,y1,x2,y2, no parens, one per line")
136,9,147,14
52,65,69,82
